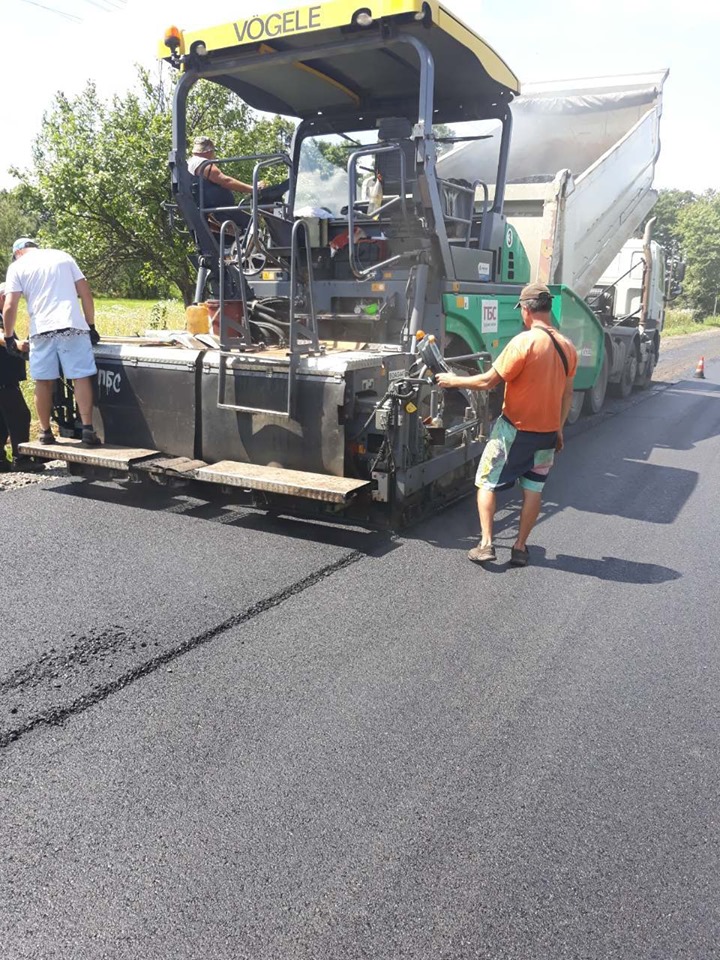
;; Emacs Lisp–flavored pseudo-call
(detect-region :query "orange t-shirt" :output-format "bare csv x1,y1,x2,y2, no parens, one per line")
493,324,578,432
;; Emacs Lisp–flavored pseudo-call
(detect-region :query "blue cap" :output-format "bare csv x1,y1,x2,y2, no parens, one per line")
12,237,38,255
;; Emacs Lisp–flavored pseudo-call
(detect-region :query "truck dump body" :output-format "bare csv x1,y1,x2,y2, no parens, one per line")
438,71,668,298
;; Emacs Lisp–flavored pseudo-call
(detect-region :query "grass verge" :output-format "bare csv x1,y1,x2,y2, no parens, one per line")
663,309,720,337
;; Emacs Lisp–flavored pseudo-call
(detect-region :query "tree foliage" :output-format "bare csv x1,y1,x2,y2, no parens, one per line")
643,188,696,255
0,189,39,280
14,67,294,304
676,191,720,316
642,188,720,317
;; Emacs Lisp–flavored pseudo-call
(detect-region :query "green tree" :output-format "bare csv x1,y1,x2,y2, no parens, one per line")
14,67,294,304
643,188,696,255
676,190,720,317
0,188,39,280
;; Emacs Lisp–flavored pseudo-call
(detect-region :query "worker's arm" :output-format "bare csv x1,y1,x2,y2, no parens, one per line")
206,164,266,195
76,278,100,344
1,292,20,338
556,377,575,451
75,278,95,327
436,367,503,392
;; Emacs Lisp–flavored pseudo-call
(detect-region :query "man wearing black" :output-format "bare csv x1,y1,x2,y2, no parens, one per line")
0,283,33,471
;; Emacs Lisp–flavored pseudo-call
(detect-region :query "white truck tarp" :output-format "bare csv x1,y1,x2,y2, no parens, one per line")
438,71,668,298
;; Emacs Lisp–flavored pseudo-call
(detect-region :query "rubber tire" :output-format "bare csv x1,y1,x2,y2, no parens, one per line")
609,351,637,400
583,349,610,414
635,345,657,390
565,390,584,425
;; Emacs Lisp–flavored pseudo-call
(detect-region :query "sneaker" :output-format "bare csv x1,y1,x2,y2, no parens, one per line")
510,546,530,567
38,428,56,445
467,542,496,564
81,428,102,447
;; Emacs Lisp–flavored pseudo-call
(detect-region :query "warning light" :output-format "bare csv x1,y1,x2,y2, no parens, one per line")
164,25,183,51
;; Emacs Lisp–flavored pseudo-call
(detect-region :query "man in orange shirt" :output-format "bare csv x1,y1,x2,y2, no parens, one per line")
437,282,577,567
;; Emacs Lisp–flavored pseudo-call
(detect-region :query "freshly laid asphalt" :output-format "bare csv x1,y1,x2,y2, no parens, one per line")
1,346,720,958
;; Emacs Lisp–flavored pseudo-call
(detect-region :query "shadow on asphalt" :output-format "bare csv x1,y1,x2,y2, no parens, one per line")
39,378,718,565
44,480,398,557
404,377,719,581
473,546,680,583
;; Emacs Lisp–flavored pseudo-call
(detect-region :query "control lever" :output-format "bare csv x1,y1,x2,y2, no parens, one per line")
416,333,450,375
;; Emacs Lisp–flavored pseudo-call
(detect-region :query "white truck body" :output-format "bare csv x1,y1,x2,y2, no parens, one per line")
438,70,668,299
595,238,667,329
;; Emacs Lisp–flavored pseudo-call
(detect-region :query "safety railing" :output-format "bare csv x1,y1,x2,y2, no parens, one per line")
195,152,292,273
438,179,491,248
286,219,321,419
346,144,418,281
216,219,263,414
215,218,320,419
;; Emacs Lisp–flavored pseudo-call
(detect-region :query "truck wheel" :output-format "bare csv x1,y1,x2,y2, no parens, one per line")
565,390,584,424
635,345,657,390
583,350,609,414
609,352,637,399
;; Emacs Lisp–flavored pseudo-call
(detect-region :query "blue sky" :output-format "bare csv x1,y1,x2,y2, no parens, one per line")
1,0,716,193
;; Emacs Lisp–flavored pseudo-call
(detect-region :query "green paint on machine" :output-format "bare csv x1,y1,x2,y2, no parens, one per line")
443,284,604,392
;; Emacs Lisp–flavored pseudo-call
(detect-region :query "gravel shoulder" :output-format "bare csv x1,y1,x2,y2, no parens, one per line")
0,459,68,491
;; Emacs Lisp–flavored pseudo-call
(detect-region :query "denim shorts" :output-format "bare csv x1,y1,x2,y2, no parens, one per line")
29,330,97,381
476,415,558,493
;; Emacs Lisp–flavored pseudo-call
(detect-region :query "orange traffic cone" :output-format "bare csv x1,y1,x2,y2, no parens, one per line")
694,357,706,379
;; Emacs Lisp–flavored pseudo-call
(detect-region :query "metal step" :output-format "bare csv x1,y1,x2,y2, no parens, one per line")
193,460,371,503
19,439,159,470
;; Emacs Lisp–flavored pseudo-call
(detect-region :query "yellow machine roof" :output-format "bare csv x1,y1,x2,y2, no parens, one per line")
159,0,520,124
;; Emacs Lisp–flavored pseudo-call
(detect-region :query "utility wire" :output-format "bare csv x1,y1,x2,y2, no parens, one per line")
19,0,82,22
81,0,126,9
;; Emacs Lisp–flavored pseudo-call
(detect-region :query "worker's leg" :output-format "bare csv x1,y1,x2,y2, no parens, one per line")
514,441,556,551
0,385,31,456
0,405,8,463
514,488,542,551
477,487,496,548
72,376,95,426
474,417,514,549
57,334,97,427
34,380,55,431
29,337,61,433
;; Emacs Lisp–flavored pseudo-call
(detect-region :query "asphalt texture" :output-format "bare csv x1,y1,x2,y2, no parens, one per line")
2,342,720,958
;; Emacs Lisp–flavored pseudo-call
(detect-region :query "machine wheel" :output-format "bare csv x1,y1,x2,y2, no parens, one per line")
583,349,610,414
565,390,584,425
609,350,637,399
635,342,658,390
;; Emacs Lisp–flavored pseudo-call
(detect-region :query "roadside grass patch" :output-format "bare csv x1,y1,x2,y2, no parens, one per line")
664,308,720,337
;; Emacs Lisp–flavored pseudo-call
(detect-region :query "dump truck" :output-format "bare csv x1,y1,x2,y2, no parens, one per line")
438,70,670,416
21,1,666,525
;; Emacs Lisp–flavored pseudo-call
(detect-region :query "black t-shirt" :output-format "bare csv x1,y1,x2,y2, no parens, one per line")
0,312,27,388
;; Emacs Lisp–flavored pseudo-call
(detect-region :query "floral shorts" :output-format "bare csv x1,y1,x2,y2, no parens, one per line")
476,415,558,493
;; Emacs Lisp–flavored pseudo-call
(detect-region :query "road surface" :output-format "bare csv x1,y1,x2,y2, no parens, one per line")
1,337,719,959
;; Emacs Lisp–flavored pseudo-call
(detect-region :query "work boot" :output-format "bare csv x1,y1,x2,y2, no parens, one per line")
12,455,44,473
38,428,56,445
81,427,102,447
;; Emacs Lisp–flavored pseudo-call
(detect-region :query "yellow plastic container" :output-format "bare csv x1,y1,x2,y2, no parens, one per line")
186,303,209,335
